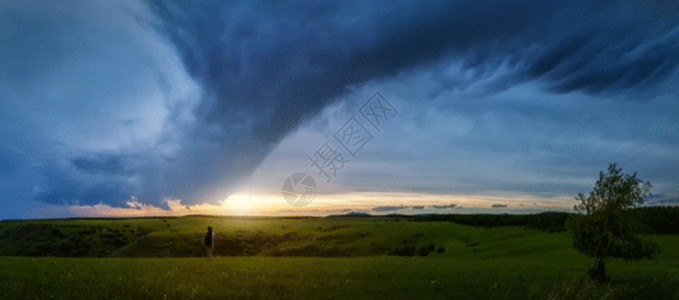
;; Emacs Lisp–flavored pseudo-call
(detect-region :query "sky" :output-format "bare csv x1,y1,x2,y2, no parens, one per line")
1,0,678,219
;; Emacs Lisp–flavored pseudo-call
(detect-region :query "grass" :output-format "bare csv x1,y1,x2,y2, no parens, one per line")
1,256,677,299
0,216,677,299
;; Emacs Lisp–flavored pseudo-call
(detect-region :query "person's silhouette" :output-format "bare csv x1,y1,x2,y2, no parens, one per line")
205,226,215,260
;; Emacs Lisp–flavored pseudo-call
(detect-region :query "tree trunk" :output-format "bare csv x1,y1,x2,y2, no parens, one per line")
589,257,608,283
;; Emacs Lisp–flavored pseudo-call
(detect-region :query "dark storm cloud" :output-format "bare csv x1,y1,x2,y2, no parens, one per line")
71,153,137,176
2,0,678,212
648,199,679,206
432,204,458,209
0,0,177,208
138,0,679,206
32,168,132,206
534,28,679,94
370,204,458,211
646,194,679,206
371,205,406,212
0,147,26,175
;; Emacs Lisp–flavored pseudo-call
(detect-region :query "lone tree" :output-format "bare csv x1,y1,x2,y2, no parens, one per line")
568,163,659,282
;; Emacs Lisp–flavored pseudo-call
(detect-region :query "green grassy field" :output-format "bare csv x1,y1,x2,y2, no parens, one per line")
1,216,677,299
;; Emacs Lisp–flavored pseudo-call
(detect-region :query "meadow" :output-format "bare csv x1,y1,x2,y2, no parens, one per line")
1,215,678,299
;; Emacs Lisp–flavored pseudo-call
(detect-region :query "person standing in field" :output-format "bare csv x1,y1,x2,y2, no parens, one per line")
205,226,215,260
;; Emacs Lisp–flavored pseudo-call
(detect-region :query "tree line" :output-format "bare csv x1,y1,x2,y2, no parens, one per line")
409,206,678,234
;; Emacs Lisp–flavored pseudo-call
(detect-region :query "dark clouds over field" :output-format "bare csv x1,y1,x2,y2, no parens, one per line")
1,0,678,218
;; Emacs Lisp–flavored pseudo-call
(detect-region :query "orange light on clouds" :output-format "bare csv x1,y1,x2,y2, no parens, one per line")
57,191,575,218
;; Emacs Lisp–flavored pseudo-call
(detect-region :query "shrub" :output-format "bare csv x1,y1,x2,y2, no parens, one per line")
389,245,416,256
417,246,430,256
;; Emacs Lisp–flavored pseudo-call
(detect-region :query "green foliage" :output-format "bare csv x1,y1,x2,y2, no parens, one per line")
389,244,417,256
411,208,679,234
568,213,659,260
390,242,442,257
568,163,659,282
417,245,430,256
413,212,570,232
574,163,652,214
634,206,679,234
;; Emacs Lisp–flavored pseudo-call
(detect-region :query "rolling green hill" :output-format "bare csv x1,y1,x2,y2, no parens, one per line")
0,215,582,257
1,215,677,299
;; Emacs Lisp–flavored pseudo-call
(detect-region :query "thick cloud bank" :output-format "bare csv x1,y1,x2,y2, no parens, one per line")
1,0,678,212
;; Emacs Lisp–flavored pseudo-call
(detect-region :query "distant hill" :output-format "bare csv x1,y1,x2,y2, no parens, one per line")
326,212,372,217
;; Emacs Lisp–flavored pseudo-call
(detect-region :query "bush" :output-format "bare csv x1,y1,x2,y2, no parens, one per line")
436,246,445,254
389,245,416,256
417,246,430,256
